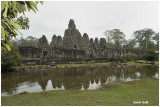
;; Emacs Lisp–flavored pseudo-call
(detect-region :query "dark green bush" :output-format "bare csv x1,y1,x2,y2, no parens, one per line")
1,47,23,72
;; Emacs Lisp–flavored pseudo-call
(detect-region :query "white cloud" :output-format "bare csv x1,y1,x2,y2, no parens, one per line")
20,1,159,43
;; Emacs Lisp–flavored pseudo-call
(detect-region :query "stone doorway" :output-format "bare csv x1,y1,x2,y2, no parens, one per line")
42,51,48,58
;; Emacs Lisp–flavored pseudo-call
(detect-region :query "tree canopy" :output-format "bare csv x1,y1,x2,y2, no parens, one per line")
126,39,136,48
12,36,39,47
1,1,43,53
104,29,126,47
152,32,159,51
143,42,158,61
133,28,155,49
1,1,43,72
104,28,158,50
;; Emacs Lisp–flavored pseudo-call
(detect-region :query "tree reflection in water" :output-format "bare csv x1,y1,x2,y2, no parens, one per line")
1,66,158,96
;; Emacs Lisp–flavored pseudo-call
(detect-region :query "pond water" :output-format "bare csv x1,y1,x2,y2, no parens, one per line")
1,66,159,96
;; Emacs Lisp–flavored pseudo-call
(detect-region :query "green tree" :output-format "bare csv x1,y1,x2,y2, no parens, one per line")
25,36,38,47
104,29,126,47
133,28,155,49
1,1,43,52
12,36,38,47
126,39,136,48
152,32,159,51
1,47,23,72
104,30,112,46
11,38,19,47
126,52,137,61
143,42,158,61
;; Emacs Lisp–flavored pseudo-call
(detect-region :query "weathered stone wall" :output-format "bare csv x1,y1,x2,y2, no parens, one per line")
19,19,144,65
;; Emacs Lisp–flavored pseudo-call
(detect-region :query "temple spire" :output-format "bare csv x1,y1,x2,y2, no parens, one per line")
68,19,76,29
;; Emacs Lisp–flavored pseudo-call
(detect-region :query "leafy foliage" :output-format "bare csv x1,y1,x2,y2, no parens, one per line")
104,29,126,47
143,42,158,61
143,51,158,61
126,39,136,48
104,30,112,46
126,52,137,59
152,32,159,51
104,28,157,50
12,36,39,47
133,28,155,49
1,47,23,72
1,1,43,52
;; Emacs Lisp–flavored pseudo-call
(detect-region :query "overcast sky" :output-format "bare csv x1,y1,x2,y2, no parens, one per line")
20,1,159,43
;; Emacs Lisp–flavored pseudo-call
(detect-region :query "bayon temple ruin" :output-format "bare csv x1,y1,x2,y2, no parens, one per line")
19,19,144,65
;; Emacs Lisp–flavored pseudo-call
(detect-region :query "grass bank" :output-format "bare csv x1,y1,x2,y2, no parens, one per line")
56,62,110,68
1,78,159,106
56,60,159,68
15,60,159,69
123,60,159,66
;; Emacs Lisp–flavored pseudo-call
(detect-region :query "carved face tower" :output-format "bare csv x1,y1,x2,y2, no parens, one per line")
63,19,84,49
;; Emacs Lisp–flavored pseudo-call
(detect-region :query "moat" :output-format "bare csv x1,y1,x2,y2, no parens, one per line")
1,65,159,96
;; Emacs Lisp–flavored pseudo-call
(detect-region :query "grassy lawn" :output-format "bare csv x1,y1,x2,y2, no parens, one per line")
1,78,159,106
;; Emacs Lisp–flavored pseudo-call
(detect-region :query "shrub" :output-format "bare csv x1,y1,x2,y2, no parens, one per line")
143,51,158,61
126,52,137,59
143,42,158,61
1,47,23,72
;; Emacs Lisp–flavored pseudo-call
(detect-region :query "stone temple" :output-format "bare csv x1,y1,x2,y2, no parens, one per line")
19,19,144,65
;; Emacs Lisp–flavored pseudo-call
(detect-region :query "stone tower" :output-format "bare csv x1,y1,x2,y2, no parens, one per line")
37,35,49,48
50,34,57,47
63,19,84,49
83,33,90,50
100,38,107,48
50,34,63,48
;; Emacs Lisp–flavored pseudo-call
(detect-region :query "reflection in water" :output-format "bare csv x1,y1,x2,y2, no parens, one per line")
81,85,85,91
1,66,159,96
1,80,65,96
88,79,101,90
126,77,136,82
45,80,53,91
135,72,141,78
45,80,65,91
154,73,159,79
1,82,42,96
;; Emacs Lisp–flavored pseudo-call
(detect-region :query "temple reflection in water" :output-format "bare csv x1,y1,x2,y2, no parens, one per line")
1,66,159,96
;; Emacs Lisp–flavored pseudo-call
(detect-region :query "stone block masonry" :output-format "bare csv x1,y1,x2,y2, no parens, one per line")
19,19,144,65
